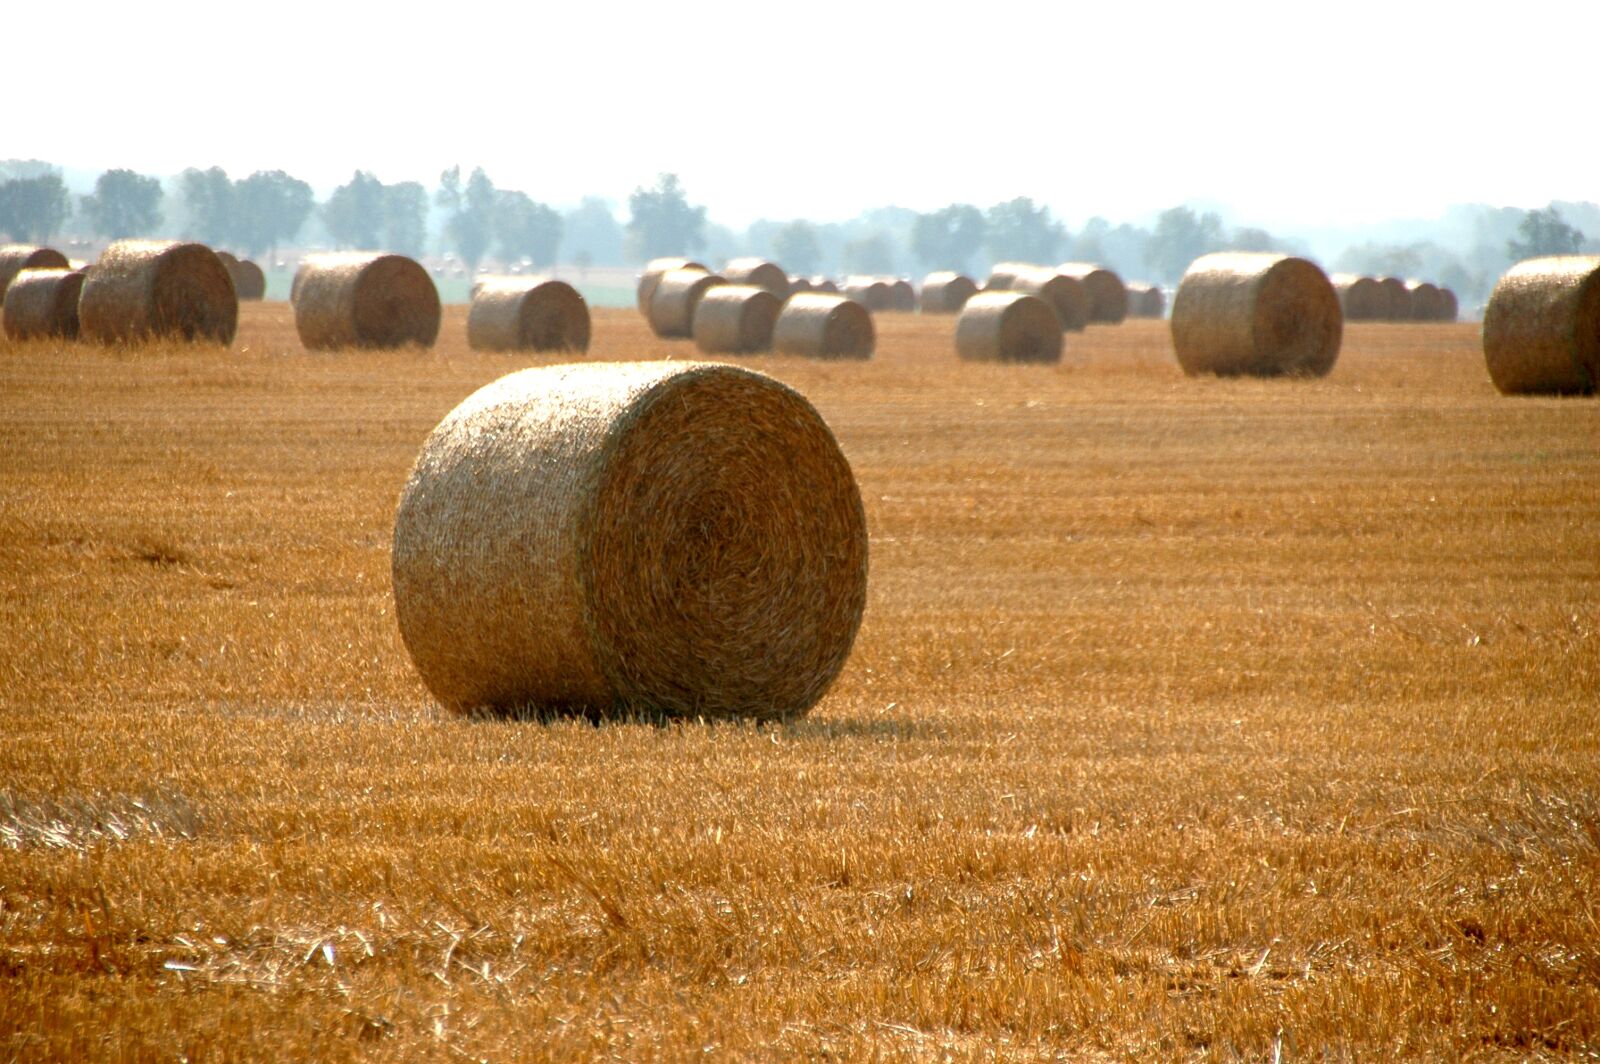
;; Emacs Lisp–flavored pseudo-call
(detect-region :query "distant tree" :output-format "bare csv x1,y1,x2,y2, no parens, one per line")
1336,242,1424,279
772,220,820,276
0,173,71,242
910,204,984,271
842,232,895,276
80,169,163,240
563,197,625,266
496,190,562,267
626,173,706,260
1146,206,1225,283
178,167,235,246
323,171,386,249
382,181,428,258
983,197,1065,265
1228,227,1279,252
438,166,496,272
231,170,313,256
0,159,60,182
1507,206,1584,261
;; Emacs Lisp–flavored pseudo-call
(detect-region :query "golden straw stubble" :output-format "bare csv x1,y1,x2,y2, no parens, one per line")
1481,255,1600,395
391,362,870,721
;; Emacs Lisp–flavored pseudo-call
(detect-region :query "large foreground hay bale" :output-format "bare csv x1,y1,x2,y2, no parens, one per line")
0,245,70,303
1481,256,1600,395
722,258,790,298
1331,274,1386,320
1009,267,1090,331
1438,287,1459,322
772,293,874,360
293,252,440,350
1170,252,1341,377
648,267,724,338
692,284,782,354
2,268,85,340
955,291,1063,363
233,259,266,300
841,277,892,311
637,257,707,315
391,361,869,721
1378,276,1412,320
1124,282,1166,318
920,271,977,313
78,240,237,345
1056,262,1128,323
468,277,591,353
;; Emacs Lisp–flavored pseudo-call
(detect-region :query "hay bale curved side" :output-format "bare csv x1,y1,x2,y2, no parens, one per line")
1124,282,1166,319
293,252,440,350
920,271,977,313
1170,253,1342,377
0,245,70,303
2,268,85,340
1331,274,1386,320
1438,287,1459,322
789,276,814,294
887,279,916,312
1407,281,1446,322
233,259,266,300
648,268,724,338
985,262,1040,291
955,291,1063,363
391,361,870,721
810,277,839,294
841,277,892,311
1056,262,1128,323
722,258,790,298
78,240,237,345
637,256,707,315
1481,256,1600,395
1009,268,1090,331
771,293,874,360
1378,276,1412,321
468,277,591,353
692,284,782,354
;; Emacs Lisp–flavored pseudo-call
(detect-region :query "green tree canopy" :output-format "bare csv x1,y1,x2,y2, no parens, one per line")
1146,206,1225,283
0,173,71,243
178,167,234,246
842,232,895,276
81,169,163,240
563,197,624,266
983,197,1065,265
772,221,820,277
382,182,429,259
232,170,313,256
1508,206,1584,261
323,171,386,249
496,190,562,268
626,173,706,260
910,205,984,271
439,166,496,272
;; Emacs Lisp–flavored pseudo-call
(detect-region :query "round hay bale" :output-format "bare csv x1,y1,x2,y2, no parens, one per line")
985,262,1038,291
1331,274,1386,321
1438,286,1458,322
919,271,978,314
637,256,707,315
1008,267,1090,331
887,279,916,312
1170,252,1342,377
391,361,870,721
213,250,240,273
841,277,892,312
233,259,266,301
290,261,309,304
1406,280,1445,322
1124,282,1166,319
468,277,591,353
78,240,237,345
1481,256,1600,395
1056,263,1128,323
2,267,85,340
810,277,839,294
771,293,874,360
955,291,1063,363
0,244,70,304
691,284,782,354
293,252,440,350
722,257,790,299
647,267,724,339
1378,276,1412,321
789,276,814,294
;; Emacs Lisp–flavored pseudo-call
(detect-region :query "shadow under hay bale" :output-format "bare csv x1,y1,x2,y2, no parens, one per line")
391,361,869,721
692,285,782,354
772,293,874,360
1170,252,1342,378
637,257,708,315
293,252,440,350
78,240,237,345
3,268,85,340
0,244,70,304
1009,267,1090,331
955,291,1063,363
722,258,790,298
648,268,724,339
919,271,977,314
468,277,591,353
1056,262,1128,323
233,259,266,301
1481,255,1600,396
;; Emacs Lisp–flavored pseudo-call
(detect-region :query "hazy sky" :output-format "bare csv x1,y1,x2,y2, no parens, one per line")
13,0,1596,228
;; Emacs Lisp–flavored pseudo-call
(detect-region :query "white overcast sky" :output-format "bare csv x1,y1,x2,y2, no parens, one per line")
11,0,1596,228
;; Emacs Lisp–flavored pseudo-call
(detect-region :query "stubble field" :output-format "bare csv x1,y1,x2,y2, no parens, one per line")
2,305,1597,1060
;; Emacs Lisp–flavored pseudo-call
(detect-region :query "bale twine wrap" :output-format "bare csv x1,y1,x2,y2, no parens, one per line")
772,293,875,360
1170,252,1342,377
648,267,724,338
841,277,892,311
955,291,1063,363
1056,262,1128,323
233,259,266,300
637,257,707,315
1481,256,1600,395
468,277,591,353
1378,276,1412,321
77,240,237,345
1009,267,1090,331
2,268,85,340
722,257,790,298
691,284,782,354
887,279,916,312
391,361,869,721
1124,282,1166,318
1331,274,1386,320
920,271,978,313
985,262,1038,291
293,252,440,350
1438,287,1459,322
1407,280,1445,321
0,245,70,303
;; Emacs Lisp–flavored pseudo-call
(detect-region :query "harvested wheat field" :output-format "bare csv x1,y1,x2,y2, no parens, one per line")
2,305,1597,1061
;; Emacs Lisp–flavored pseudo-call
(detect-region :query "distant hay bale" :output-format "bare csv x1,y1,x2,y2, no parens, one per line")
213,250,239,273
810,277,839,294
1170,252,1342,377
985,262,1038,291
887,279,916,312
841,277,892,311
722,258,790,298
78,240,238,345
648,267,724,338
1009,267,1090,331
1378,276,1412,321
1124,282,1166,319
1407,280,1446,321
1056,263,1128,323
0,244,70,303
919,271,978,313
391,361,869,721
955,291,1063,363
772,293,874,360
1331,274,1386,320
293,252,440,350
1481,256,1600,395
692,284,782,354
1438,287,1459,322
468,277,591,353
233,259,266,301
2,268,85,340
637,257,707,315
789,276,814,294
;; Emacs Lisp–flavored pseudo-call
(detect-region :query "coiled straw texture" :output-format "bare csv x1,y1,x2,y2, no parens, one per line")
771,293,874,359
1481,256,1600,395
78,240,238,345
294,252,440,350
2,268,84,340
468,277,591,353
692,285,781,354
955,291,1063,363
1170,253,1342,377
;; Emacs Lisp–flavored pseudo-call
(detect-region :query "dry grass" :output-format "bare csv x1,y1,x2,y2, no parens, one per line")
1,306,1597,1061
